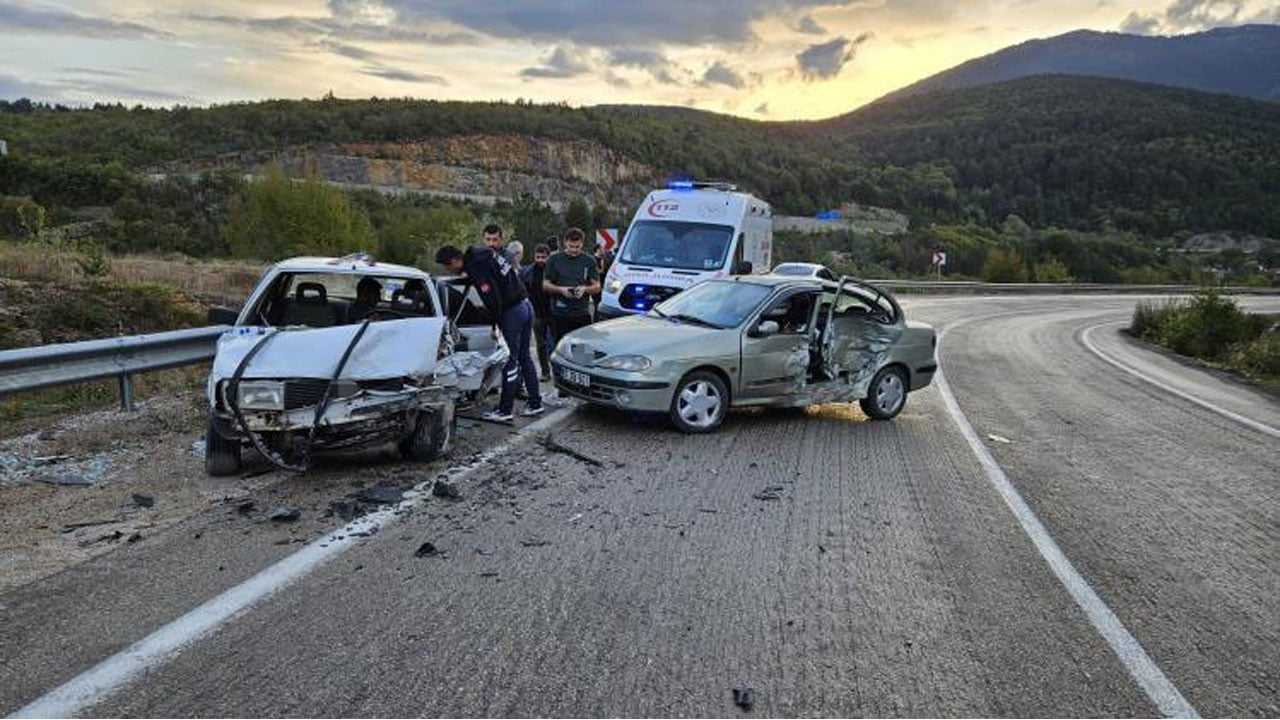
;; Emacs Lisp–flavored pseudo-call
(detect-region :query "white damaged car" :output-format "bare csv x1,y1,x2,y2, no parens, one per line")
204,254,507,475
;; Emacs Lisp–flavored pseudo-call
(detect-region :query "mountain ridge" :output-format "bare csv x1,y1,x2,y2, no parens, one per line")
876,24,1280,103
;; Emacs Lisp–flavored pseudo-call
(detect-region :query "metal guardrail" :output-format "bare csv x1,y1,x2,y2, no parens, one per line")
866,280,1280,296
0,326,230,410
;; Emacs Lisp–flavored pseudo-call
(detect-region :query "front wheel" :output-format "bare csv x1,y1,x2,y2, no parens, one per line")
399,405,456,461
859,365,908,420
669,370,729,433
205,415,242,476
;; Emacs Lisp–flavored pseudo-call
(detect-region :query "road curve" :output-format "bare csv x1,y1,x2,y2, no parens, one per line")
1,294,1275,717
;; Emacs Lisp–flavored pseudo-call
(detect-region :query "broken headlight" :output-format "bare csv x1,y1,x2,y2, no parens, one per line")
236,380,285,410
595,355,652,372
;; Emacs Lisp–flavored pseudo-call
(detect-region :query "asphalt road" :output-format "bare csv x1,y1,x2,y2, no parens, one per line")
1,294,1276,717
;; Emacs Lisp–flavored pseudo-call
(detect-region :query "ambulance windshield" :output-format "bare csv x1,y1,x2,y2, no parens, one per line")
620,221,734,272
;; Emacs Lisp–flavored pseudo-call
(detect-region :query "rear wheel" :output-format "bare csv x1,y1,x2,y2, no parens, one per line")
205,415,242,476
400,405,456,461
669,371,729,433
859,366,908,420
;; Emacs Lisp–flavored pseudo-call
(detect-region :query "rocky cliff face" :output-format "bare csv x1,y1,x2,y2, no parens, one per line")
158,135,660,209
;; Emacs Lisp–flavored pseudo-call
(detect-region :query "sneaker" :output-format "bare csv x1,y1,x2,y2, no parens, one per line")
520,405,545,417
482,409,514,423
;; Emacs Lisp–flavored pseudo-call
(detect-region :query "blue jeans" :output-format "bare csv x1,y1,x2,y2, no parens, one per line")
498,299,540,414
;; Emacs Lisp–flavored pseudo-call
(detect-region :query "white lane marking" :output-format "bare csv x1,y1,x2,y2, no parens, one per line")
1081,321,1279,439
10,406,577,719
935,323,1200,719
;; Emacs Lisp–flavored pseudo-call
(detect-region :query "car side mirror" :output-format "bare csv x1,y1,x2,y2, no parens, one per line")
732,260,753,276
207,306,239,326
751,320,780,338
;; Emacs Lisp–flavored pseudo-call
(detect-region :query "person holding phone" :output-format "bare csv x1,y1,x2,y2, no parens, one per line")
543,227,600,345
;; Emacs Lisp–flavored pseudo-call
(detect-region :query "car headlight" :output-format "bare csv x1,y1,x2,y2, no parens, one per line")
236,380,285,410
607,278,623,294
595,355,652,372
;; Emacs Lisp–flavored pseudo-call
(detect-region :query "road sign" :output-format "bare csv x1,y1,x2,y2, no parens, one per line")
932,250,947,268
596,228,618,252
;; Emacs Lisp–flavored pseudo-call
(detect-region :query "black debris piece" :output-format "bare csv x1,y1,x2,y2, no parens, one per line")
269,506,301,522
61,518,119,533
240,466,275,480
520,538,550,547
478,570,500,577
733,686,756,711
538,433,605,467
326,500,361,521
130,493,155,509
818,545,826,554
432,480,461,500
753,486,785,501
127,532,143,543
356,484,404,505
414,541,440,557
236,500,255,515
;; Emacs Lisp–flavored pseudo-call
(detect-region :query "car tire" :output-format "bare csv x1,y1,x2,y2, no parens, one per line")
859,365,908,420
400,406,455,461
205,415,242,476
669,370,729,433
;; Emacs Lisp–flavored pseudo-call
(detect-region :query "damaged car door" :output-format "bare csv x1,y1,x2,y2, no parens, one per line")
815,278,904,395
739,290,819,401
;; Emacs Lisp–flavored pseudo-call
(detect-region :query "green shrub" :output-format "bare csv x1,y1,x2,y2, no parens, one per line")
1227,331,1280,378
982,247,1027,283
225,166,375,260
1152,290,1255,361
1130,298,1185,339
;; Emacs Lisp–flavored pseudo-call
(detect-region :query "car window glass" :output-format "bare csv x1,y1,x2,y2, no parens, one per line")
253,272,437,329
621,220,734,271
654,280,771,328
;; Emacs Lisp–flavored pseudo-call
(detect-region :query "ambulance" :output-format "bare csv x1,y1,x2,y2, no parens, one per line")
597,181,773,319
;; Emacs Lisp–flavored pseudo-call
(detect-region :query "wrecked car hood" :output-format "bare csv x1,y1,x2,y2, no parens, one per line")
211,319,445,381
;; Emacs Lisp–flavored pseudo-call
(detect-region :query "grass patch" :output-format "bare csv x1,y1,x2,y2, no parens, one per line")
0,366,206,437
1130,290,1279,390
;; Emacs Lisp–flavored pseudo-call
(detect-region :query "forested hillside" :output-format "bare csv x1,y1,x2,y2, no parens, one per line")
3,75,1280,238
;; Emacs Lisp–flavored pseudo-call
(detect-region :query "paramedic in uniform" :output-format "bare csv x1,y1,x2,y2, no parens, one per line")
435,242,542,422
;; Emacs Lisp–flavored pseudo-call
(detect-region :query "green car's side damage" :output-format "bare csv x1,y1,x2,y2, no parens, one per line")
551,275,937,432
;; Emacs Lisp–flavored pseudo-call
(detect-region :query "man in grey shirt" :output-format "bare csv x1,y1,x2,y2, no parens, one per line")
542,227,600,344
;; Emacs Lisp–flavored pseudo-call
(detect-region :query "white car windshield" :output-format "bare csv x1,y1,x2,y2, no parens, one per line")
620,220,734,271
651,280,771,329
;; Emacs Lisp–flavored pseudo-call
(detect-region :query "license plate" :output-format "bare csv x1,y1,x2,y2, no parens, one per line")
560,368,591,387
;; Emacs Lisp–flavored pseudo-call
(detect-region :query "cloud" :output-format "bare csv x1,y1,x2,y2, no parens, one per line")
0,1,171,40
1119,11,1162,34
519,45,591,79
311,39,383,61
700,61,746,88
796,14,826,34
1117,0,1272,34
388,0,860,49
608,47,684,84
359,65,448,84
755,102,770,115
795,33,872,81
180,12,475,46
60,67,135,78
0,72,189,104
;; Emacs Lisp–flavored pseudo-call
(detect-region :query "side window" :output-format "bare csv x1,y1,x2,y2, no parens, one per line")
734,233,745,268
761,292,816,335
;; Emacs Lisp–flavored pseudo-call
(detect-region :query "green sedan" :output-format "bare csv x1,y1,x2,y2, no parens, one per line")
551,275,938,433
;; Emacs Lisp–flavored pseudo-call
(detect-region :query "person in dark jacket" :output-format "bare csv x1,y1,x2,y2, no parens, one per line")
521,242,554,380
436,241,542,422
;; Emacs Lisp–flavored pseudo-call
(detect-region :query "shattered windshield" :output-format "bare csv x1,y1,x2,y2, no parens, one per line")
620,221,734,271
255,272,438,328
652,280,771,329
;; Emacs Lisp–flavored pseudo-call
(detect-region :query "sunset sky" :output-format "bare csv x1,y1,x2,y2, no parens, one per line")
1,0,1277,120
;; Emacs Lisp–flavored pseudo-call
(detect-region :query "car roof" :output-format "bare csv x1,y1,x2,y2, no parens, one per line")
270,256,431,279
730,274,826,288
773,262,823,269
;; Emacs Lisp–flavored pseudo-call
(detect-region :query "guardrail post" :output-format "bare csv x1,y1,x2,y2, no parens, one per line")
118,373,136,412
